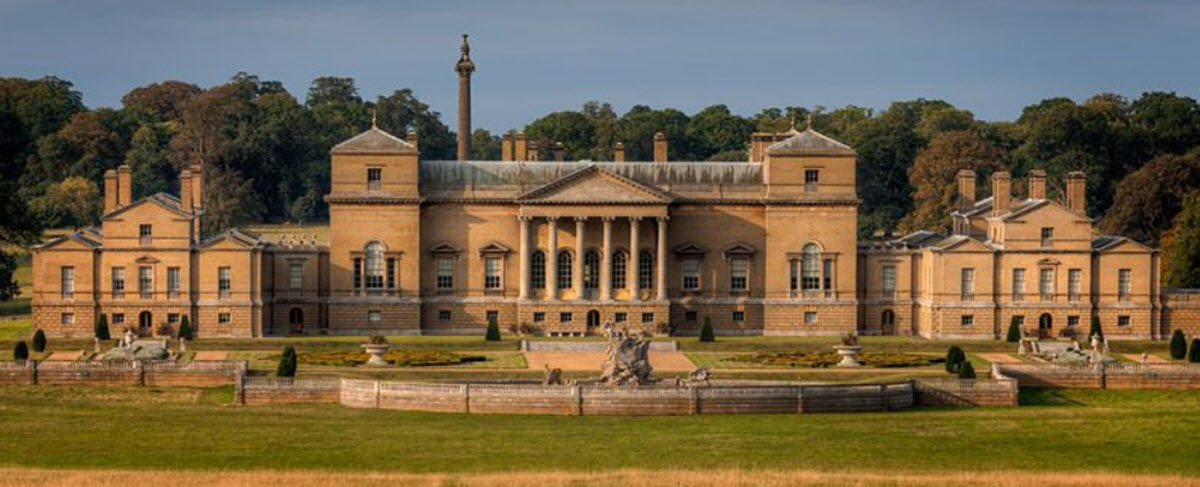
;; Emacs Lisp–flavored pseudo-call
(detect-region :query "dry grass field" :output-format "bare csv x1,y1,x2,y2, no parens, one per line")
1,468,1197,487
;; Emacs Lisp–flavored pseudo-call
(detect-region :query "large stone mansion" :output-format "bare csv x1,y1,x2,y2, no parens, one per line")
29,37,1200,340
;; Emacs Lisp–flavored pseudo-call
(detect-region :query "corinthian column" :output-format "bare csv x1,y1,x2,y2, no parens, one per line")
629,217,640,301
600,217,613,301
518,216,530,300
546,217,558,301
656,216,668,301
574,217,586,298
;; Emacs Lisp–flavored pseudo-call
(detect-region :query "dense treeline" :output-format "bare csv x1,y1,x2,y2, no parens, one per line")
3,73,1200,299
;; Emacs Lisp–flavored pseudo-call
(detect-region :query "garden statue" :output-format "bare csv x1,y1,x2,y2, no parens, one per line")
833,332,863,367
122,328,136,348
598,322,655,386
360,334,391,366
542,364,564,385
93,337,101,353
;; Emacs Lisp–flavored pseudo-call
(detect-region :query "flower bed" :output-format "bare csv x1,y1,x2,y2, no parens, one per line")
269,350,486,367
730,352,941,368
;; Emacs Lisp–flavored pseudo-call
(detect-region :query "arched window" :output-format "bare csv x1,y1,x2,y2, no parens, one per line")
364,242,384,289
557,251,573,290
289,307,304,324
801,243,820,296
530,251,546,289
584,250,600,289
611,251,627,289
638,250,654,290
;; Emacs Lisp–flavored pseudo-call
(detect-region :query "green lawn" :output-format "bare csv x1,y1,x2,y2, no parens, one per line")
0,386,1196,475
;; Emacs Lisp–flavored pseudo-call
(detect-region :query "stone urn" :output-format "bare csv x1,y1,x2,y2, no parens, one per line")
360,334,391,367
833,345,863,367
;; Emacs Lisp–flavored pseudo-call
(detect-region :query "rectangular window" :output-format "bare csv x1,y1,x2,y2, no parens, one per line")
685,311,697,323
386,258,396,290
615,312,627,323
961,315,974,326
804,169,819,192
112,313,124,325
881,264,896,299
139,224,153,246
1040,268,1055,301
1068,315,1080,327
1068,269,1081,302
732,311,745,322
1012,268,1025,301
533,312,546,323
352,257,362,289
789,260,799,294
730,258,748,291
1118,269,1131,301
139,266,153,299
1041,227,1054,247
681,258,700,291
167,267,180,300
367,167,382,191
611,251,626,289
484,257,501,290
960,268,975,300
289,263,304,296
218,313,231,324
111,267,125,300
822,259,833,297
61,313,74,324
641,312,654,324
218,267,231,299
60,266,74,299
638,251,653,290
436,257,454,289
804,311,817,324
368,310,383,323
560,312,572,323
1118,315,1130,327
486,310,499,323
1013,315,1024,328
438,310,451,322
167,313,180,324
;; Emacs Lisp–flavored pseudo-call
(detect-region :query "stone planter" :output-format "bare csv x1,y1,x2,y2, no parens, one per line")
833,345,863,367
360,344,391,367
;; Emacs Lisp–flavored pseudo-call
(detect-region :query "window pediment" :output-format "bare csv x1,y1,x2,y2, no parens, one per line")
722,242,757,259
429,242,463,255
478,242,511,256
674,242,707,256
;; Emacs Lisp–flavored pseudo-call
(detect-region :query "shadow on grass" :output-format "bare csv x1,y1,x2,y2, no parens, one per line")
1018,388,1084,407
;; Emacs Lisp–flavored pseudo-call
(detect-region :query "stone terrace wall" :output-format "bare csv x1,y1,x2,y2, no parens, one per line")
519,340,679,352
914,366,1019,407
240,376,340,405
997,362,1200,389
0,360,246,387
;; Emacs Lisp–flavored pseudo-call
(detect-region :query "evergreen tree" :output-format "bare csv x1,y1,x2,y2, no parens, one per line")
95,314,110,340
1089,316,1104,341
485,315,501,341
958,360,977,379
1005,317,1022,343
945,346,966,374
31,329,47,352
699,316,715,342
13,341,29,361
1189,339,1200,364
1170,329,1188,360
178,315,192,340
276,346,298,377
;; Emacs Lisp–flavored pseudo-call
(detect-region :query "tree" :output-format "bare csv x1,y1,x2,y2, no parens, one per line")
945,346,966,374
121,80,202,123
525,111,596,160
1101,154,1200,246
124,124,177,199
95,314,110,341
1162,193,1200,288
900,130,1004,234
485,315,501,341
699,316,715,342
200,165,264,236
0,252,19,301
1170,329,1188,360
178,315,192,340
1005,317,1022,343
35,177,100,230
1129,91,1200,156
12,341,28,361
687,104,754,159
958,360,977,379
1190,339,1200,364
32,329,47,352
375,88,455,161
619,105,694,161
277,346,298,377
1089,316,1104,342
469,129,501,160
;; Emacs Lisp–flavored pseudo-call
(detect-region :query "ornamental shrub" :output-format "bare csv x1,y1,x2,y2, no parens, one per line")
945,346,966,374
485,315,501,341
95,315,111,341
1169,329,1188,360
178,315,192,340
699,316,715,342
277,346,298,377
1189,339,1200,364
1005,318,1021,343
31,329,47,352
13,341,29,361
958,360,977,379
1089,316,1104,341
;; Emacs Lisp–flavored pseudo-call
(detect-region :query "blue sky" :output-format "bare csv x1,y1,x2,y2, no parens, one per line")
2,0,1198,131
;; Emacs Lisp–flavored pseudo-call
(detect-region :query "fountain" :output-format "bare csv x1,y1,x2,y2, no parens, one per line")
833,332,863,367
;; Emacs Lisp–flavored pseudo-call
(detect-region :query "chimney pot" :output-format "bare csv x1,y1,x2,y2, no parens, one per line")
180,169,193,210
613,142,625,163
117,165,132,208
1029,169,1047,200
501,133,513,161
515,132,528,162
407,130,419,151
991,171,1012,216
103,169,118,214
653,132,668,163
1066,171,1087,215
956,169,976,211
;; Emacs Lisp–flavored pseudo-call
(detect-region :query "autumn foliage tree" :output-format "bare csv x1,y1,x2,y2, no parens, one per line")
1162,193,1200,288
1101,154,1200,246
899,130,1003,235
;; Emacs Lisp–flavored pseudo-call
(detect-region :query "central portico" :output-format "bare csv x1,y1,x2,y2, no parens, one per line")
514,165,671,335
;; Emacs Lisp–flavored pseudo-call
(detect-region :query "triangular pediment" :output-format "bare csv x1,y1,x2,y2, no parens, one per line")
33,233,100,251
478,242,511,255
517,165,671,204
429,242,462,254
722,242,757,257
199,229,263,250
1094,236,1155,253
674,242,708,255
135,255,161,264
104,193,192,220
331,126,416,155
935,235,994,253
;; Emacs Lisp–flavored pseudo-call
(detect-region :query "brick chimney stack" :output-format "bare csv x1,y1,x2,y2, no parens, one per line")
180,168,193,210
1066,171,1087,215
552,142,566,162
407,130,419,152
653,132,667,163
956,169,976,212
991,171,1012,216
1028,169,1047,200
117,165,132,208
190,164,203,212
103,169,118,213
515,132,527,162
501,132,513,161
613,142,625,163
526,141,540,161
454,34,475,161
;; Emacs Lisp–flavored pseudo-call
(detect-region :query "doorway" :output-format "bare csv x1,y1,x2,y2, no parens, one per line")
289,307,304,334
586,310,600,333
1038,313,1053,339
881,309,896,335
138,311,153,336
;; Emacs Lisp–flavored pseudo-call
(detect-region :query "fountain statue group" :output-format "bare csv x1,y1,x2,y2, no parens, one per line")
598,321,655,386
